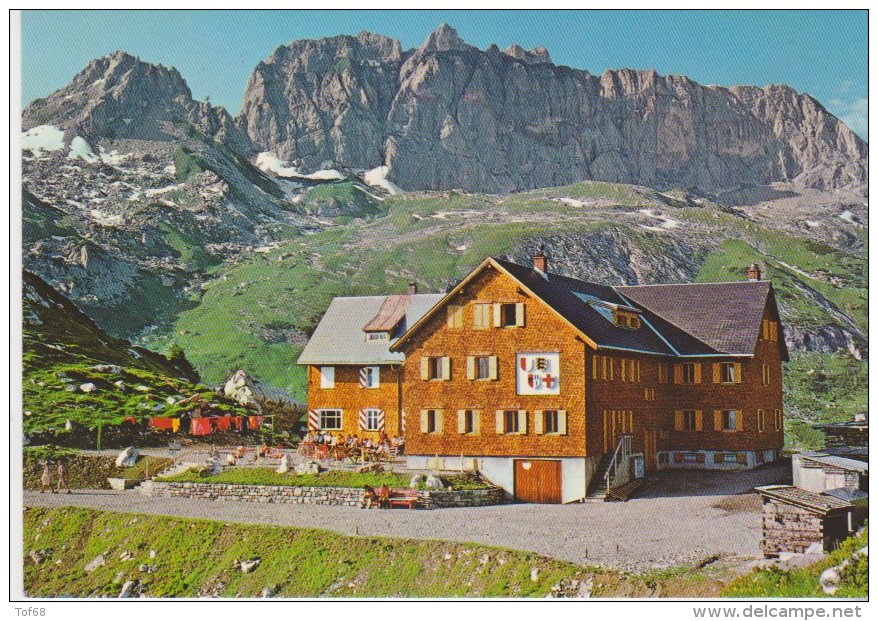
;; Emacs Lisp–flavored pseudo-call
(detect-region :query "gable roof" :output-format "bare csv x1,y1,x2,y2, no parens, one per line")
391,257,782,359
617,281,786,358
297,293,444,366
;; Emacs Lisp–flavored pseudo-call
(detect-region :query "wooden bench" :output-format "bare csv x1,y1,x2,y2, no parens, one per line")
388,489,419,509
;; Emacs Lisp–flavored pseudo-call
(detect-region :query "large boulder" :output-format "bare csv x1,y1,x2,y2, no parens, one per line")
275,453,294,474
221,369,298,413
115,447,139,468
424,474,444,489
294,461,321,475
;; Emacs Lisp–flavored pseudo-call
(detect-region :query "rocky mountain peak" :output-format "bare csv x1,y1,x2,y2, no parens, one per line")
419,23,473,53
23,51,249,150
503,44,552,64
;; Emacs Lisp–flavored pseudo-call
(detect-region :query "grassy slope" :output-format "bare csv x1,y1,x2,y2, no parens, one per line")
23,507,588,598
156,468,491,489
22,270,249,435
723,527,868,598
154,184,867,436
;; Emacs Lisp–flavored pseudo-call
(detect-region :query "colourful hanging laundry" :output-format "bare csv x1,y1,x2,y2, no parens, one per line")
191,418,212,436
231,416,244,431
248,415,265,430
149,417,174,430
171,419,181,433
215,416,232,431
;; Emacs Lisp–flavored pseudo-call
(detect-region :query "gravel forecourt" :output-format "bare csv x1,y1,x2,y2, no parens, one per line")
23,461,788,572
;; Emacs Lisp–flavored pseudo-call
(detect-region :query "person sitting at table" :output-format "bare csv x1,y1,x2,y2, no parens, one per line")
259,442,270,457
377,484,391,509
360,485,378,509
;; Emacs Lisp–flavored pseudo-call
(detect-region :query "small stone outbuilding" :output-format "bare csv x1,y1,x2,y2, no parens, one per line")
756,485,854,557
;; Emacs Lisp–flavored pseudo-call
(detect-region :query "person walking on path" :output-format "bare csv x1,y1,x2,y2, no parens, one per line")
39,461,53,493
56,458,70,494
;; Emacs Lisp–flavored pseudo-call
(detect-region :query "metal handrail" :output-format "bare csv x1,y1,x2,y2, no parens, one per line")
604,434,632,494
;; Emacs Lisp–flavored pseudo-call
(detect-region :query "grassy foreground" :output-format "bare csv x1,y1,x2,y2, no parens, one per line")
722,527,868,599
23,507,588,598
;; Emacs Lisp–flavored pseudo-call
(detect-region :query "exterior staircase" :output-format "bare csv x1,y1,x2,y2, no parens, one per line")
585,453,615,499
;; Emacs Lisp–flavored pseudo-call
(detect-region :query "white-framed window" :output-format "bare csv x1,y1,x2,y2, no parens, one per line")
318,409,342,430
366,332,389,341
319,366,335,389
363,408,383,431
721,409,737,431
421,356,451,381
360,366,380,388
420,409,444,434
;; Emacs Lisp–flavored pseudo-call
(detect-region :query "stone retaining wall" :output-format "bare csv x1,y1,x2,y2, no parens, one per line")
140,481,503,509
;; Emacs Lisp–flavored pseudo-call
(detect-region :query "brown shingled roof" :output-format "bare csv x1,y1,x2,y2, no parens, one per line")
756,485,853,515
617,281,785,358
363,294,411,332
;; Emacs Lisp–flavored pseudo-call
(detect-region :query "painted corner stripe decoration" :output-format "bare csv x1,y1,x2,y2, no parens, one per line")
378,410,385,431
359,409,368,430
401,410,406,433
308,409,319,431
359,367,368,388
359,409,386,430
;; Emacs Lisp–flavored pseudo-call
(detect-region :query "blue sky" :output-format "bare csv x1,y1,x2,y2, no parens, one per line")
21,10,868,138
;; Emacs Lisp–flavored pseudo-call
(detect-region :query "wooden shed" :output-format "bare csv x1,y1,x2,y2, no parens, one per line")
756,485,854,557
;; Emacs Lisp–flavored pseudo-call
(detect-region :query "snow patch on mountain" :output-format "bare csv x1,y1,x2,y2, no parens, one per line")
363,166,401,194
256,152,300,177
21,125,65,156
68,136,99,163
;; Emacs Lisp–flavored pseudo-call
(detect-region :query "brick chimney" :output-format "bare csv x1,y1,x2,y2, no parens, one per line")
533,249,548,273
407,282,418,295
748,263,762,282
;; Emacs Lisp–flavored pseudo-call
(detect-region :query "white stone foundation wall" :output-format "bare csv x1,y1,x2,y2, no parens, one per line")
139,481,502,509
405,455,600,503
656,449,780,470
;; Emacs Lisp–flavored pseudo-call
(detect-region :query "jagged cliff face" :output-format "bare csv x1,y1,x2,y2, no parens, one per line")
239,24,867,193
22,51,251,153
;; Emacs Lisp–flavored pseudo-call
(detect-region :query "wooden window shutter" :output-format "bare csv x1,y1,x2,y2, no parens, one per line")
446,306,454,328
492,303,502,327
636,360,641,382
602,356,608,380
466,356,476,380
447,304,463,329
435,409,444,434
472,410,481,435
515,302,525,327
420,410,429,433
620,360,627,382
517,410,527,435
762,319,770,340
713,363,721,383
420,357,430,380
609,359,615,381
441,357,451,381
694,363,702,384
627,411,633,432
713,410,722,431
488,356,498,380
457,410,466,434
674,410,683,431
558,411,568,435
695,410,703,431
534,410,544,435
770,322,778,342
495,410,504,434
757,409,764,432
734,362,742,384
591,356,598,380
673,365,683,384
735,409,743,431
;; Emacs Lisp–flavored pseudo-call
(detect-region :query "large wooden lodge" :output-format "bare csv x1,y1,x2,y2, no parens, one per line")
298,253,786,503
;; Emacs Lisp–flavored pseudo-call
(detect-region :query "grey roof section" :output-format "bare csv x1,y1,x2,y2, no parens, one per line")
801,452,869,474
297,293,444,365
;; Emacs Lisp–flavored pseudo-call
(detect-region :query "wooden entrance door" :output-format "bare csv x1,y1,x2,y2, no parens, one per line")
644,430,657,471
514,459,562,503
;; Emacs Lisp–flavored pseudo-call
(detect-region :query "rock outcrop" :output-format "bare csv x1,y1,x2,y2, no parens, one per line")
238,24,867,193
